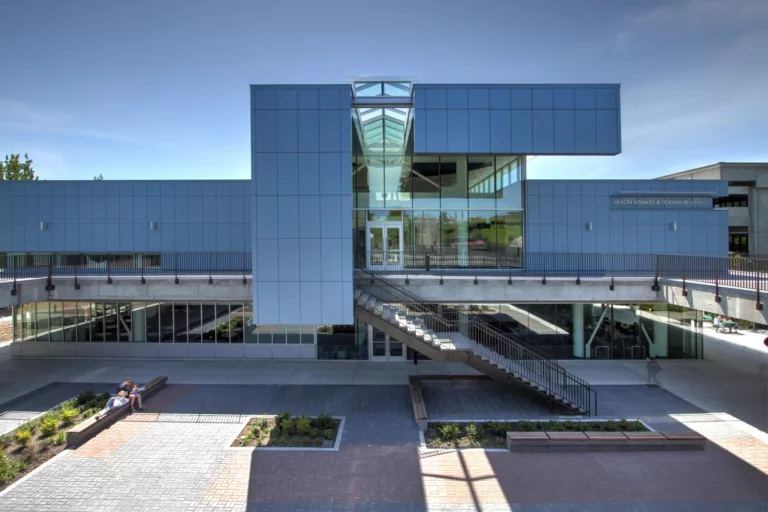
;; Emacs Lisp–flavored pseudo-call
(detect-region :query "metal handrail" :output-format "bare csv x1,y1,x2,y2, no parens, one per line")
355,268,595,414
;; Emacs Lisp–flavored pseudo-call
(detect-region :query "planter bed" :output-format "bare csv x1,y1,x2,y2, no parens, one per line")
0,390,112,491
425,419,649,450
232,413,342,449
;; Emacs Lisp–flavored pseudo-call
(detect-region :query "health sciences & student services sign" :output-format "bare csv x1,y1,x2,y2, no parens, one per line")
610,196,712,209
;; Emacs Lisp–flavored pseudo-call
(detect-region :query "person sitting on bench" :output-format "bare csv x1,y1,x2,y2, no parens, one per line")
118,378,146,412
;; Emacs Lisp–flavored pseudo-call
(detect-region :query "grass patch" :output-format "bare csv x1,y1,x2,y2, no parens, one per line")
232,413,341,448
425,419,648,449
0,390,111,491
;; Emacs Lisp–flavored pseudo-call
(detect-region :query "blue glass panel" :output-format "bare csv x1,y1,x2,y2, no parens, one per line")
468,89,489,108
553,89,575,109
532,89,553,109
321,238,343,281
321,282,343,324
574,110,597,154
256,238,279,281
510,89,532,109
539,195,554,223
188,224,203,251
414,110,426,153
298,154,320,195
595,88,619,109
532,110,555,153
567,195,582,224
297,110,320,152
574,89,596,109
425,110,448,152
426,89,447,109
490,110,512,153
252,88,277,109
446,110,469,153
299,239,322,281
254,110,277,152
298,88,319,109
468,110,491,153
257,282,280,324
596,110,619,154
277,89,298,109
320,196,341,238
173,223,189,251
276,111,299,152
538,224,554,252
277,154,299,195
567,226,582,252
511,110,533,153
489,89,511,109
277,196,299,239
319,88,341,109
300,282,323,324
255,196,278,239
554,110,576,153
278,239,301,281
279,282,302,323
254,153,278,195
446,88,468,109
319,110,342,151
553,224,568,252
319,153,342,195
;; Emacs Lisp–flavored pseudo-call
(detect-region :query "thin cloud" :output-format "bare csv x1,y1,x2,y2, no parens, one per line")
0,98,137,144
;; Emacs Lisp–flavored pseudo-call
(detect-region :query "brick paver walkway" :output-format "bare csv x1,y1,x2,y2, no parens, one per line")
0,384,767,511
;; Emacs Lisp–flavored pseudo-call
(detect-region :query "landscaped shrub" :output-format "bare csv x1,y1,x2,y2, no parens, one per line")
438,423,461,441
275,412,292,424
516,420,533,432
485,421,512,437
0,453,26,485
14,430,32,447
59,407,79,426
54,432,66,446
39,417,59,437
323,428,335,440
280,418,295,435
316,413,334,430
295,416,312,435
465,422,479,440
0,434,11,450
17,421,37,434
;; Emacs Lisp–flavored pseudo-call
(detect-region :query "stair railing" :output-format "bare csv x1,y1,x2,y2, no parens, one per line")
355,268,597,415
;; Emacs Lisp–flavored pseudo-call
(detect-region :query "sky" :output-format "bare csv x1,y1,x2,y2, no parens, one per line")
1,0,766,181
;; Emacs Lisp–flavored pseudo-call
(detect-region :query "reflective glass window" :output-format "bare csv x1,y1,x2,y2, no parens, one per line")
146,304,160,343
243,303,258,343
117,303,132,342
230,303,245,343
49,302,64,342
202,304,216,342
160,303,175,342
286,325,301,344
411,157,440,209
468,156,496,209
496,156,522,210
439,156,468,209
385,156,412,208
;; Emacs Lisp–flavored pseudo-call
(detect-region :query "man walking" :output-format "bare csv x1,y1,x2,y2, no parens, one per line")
646,356,661,386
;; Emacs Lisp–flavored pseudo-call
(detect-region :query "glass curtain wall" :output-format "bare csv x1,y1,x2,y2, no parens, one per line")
353,155,524,268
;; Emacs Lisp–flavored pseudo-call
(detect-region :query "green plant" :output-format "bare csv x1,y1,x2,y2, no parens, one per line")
60,407,79,426
0,434,12,450
296,416,312,435
323,428,335,440
516,420,533,432
486,421,512,437
280,418,295,435
54,432,66,446
0,453,27,485
438,423,461,441
316,413,335,430
75,391,96,407
17,421,37,434
15,430,32,447
40,417,58,437
465,422,479,439
275,412,292,424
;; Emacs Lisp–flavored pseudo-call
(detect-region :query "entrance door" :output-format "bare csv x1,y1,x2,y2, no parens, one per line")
369,325,406,361
366,221,403,271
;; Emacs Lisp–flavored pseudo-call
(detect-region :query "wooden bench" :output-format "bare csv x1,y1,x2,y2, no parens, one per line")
408,375,428,431
506,429,706,452
66,376,168,448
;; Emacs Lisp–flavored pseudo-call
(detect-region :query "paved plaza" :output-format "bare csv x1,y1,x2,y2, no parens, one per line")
0,331,766,511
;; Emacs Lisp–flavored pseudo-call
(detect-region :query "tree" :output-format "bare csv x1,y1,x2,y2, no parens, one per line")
0,154,38,180
93,174,104,180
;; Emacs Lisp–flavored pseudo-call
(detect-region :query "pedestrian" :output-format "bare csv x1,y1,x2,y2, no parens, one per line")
646,356,661,386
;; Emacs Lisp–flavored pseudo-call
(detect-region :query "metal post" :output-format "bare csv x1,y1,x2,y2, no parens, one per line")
106,255,112,284
425,252,430,272
757,259,764,310
175,253,179,285
651,255,660,291
45,253,55,291
714,257,721,303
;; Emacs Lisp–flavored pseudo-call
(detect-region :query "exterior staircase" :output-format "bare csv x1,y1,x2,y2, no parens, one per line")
355,269,597,415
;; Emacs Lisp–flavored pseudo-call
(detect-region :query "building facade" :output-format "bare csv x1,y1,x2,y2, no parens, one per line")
0,79,729,360
657,162,768,255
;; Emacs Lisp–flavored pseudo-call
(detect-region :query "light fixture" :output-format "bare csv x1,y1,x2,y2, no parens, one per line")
585,222,593,231
149,221,158,231
39,222,47,231
669,222,677,231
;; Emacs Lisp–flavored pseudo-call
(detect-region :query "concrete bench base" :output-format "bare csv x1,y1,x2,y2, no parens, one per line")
67,376,168,448
408,376,428,432
507,430,706,452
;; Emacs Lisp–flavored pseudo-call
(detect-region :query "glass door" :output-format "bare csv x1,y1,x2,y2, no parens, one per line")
366,221,403,270
368,325,406,362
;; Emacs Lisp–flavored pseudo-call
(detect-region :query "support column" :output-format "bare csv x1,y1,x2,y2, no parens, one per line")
459,310,469,338
572,304,585,358
457,211,469,267
11,305,17,343
652,314,668,358
132,306,146,343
